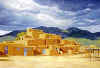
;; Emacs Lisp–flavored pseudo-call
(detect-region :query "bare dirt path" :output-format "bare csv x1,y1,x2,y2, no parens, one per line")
0,55,100,68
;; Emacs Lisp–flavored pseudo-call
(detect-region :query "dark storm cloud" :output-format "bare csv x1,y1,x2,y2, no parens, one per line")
35,0,100,11
0,2,39,27
0,0,100,32
0,3,16,25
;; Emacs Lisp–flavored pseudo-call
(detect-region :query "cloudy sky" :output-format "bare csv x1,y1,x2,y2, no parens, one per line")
0,0,100,33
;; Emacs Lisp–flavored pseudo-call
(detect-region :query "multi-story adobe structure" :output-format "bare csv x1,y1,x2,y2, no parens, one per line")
0,28,80,56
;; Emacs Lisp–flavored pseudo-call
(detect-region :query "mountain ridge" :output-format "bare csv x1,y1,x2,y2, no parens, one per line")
0,26,100,40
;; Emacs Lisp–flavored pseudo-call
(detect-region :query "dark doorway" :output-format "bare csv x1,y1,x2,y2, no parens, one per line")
24,48,27,56
4,46,8,55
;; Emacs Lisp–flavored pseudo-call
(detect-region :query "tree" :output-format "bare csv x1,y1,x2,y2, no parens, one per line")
16,32,26,40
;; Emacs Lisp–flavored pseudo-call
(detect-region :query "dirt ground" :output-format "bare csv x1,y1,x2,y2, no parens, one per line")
0,55,100,68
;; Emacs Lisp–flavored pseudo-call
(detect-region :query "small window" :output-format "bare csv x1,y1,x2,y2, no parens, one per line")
42,49,46,54
16,48,20,51
5,46,8,50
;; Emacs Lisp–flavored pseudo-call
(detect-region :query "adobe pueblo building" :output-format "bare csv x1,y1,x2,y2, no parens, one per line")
0,28,80,56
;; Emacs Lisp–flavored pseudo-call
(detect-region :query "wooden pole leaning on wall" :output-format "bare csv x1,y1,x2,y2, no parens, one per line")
98,48,99,57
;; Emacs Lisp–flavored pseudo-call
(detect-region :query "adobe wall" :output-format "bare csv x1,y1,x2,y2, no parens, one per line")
8,46,24,56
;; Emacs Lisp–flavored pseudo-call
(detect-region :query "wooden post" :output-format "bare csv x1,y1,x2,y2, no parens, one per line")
98,49,99,57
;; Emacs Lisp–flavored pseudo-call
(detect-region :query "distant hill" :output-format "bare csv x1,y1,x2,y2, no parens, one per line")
0,30,26,42
34,26,69,38
34,26,100,40
67,27,97,40
1,26,100,40
0,30,26,37
0,36,15,42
